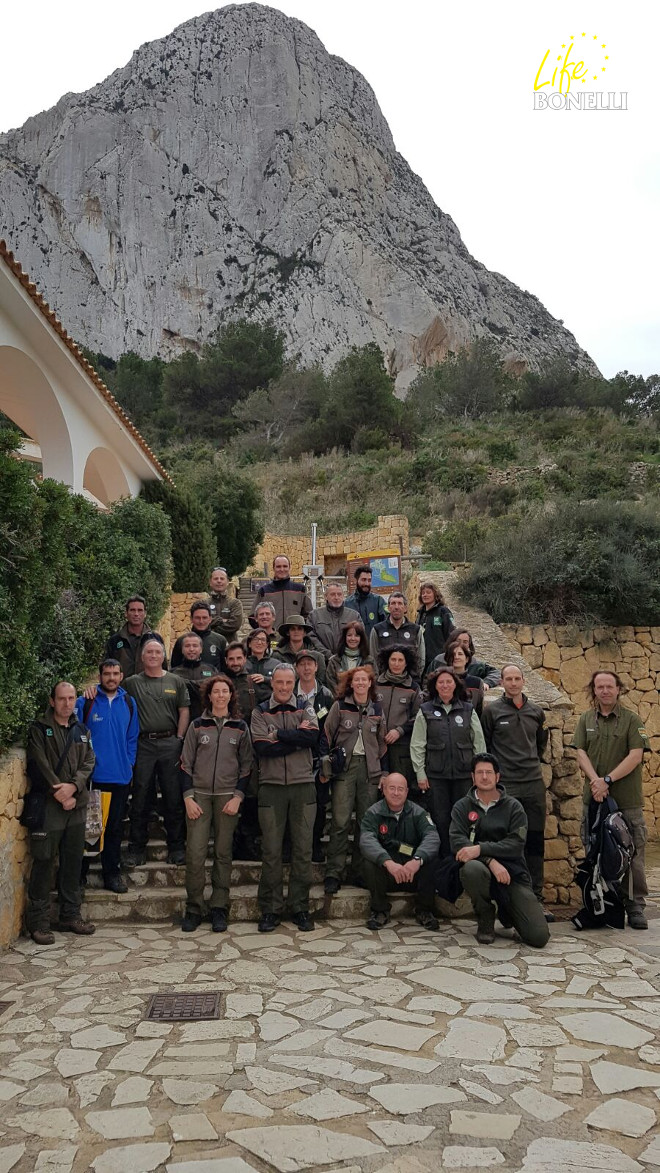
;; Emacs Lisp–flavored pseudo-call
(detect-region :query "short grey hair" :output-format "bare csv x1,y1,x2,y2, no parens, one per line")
255,600,277,618
271,663,296,679
142,638,165,655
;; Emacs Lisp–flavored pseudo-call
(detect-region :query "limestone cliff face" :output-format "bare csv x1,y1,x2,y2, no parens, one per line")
0,4,597,384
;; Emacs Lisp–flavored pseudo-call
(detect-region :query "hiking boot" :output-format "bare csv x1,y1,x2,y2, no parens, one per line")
124,846,146,868
104,875,128,894
324,876,340,895
181,912,202,933
415,909,440,931
542,906,555,923
31,929,55,946
211,908,228,933
628,909,648,930
168,849,186,866
366,910,390,931
258,912,281,933
475,908,496,944
290,911,315,932
57,918,96,936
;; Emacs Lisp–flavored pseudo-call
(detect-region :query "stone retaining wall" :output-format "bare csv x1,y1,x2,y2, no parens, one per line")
504,622,660,838
0,748,29,947
250,515,410,577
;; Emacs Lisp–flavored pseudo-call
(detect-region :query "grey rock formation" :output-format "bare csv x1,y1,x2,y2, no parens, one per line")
0,4,597,385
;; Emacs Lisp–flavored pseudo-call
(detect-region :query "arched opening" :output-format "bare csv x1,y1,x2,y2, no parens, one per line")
83,446,131,506
0,345,74,484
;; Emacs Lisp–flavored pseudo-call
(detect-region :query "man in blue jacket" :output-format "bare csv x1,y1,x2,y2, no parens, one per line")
76,658,140,892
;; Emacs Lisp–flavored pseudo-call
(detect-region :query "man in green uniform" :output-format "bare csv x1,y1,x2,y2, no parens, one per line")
124,638,190,867
171,632,215,720
171,602,227,672
251,664,319,933
450,753,550,948
105,595,154,679
205,566,244,639
572,670,649,930
482,664,551,918
360,772,440,931
25,681,97,943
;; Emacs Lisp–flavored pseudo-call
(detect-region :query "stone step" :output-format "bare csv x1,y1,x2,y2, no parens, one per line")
84,859,329,889
81,883,462,925
141,836,331,863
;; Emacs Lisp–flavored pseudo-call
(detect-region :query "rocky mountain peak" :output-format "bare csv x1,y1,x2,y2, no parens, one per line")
0,3,597,384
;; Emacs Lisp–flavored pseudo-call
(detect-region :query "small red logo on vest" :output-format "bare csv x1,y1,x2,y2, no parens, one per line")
379,824,388,835
468,811,479,822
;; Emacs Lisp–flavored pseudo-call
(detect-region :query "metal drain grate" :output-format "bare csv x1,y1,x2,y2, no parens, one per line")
144,991,222,1022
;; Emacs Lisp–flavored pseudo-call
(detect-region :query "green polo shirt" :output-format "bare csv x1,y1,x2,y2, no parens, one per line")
572,704,649,809
124,671,189,735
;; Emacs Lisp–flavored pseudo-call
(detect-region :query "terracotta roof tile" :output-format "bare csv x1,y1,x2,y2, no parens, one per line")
0,238,173,485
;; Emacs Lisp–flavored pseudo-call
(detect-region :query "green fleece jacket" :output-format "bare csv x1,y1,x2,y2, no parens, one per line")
360,796,440,866
449,784,530,882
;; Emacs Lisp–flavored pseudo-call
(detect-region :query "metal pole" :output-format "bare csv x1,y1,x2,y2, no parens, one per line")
311,522,318,609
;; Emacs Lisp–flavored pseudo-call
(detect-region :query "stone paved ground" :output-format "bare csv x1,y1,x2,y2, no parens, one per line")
1,901,660,1173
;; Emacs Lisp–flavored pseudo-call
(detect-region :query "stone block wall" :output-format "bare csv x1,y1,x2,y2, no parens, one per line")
504,623,660,838
250,515,410,577
0,748,29,947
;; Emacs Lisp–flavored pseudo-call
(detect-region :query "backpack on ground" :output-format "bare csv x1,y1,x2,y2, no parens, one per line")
572,797,635,932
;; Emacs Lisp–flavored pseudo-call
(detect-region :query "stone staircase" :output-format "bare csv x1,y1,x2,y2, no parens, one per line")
78,815,445,926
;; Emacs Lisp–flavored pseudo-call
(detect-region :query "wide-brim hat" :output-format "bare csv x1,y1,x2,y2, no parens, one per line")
279,615,312,636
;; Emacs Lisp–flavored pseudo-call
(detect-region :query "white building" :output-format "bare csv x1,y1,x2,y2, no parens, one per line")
0,239,170,505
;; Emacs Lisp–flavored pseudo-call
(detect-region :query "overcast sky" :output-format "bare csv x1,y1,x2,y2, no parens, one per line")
2,0,658,376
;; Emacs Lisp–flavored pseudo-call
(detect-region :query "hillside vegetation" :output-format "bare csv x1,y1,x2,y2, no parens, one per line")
84,322,660,622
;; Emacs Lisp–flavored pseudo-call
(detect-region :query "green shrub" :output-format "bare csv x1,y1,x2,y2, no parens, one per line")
141,481,217,590
180,463,264,576
425,518,500,562
458,499,660,625
0,428,172,753
486,438,518,464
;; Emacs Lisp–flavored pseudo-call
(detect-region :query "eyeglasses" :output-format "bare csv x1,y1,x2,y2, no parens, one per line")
212,566,228,573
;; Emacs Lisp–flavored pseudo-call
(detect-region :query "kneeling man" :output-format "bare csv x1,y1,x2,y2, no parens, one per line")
360,772,440,931
450,753,549,948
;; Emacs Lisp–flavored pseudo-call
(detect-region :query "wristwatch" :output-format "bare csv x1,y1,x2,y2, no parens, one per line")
604,775,612,785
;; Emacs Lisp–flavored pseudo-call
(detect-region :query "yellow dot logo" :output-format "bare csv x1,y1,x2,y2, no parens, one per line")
533,34,611,93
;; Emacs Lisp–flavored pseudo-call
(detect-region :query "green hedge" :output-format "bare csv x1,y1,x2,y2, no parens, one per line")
0,428,172,753
141,480,217,591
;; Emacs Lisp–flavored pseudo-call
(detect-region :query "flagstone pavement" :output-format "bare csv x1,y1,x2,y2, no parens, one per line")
1,900,660,1173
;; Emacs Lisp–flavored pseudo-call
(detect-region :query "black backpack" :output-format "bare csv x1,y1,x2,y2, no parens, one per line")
572,797,635,932
597,798,636,884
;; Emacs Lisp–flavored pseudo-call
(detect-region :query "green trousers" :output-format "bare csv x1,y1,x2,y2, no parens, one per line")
502,777,546,900
185,791,239,916
460,859,549,949
363,857,437,915
26,804,86,932
325,756,378,882
387,739,416,789
258,782,316,914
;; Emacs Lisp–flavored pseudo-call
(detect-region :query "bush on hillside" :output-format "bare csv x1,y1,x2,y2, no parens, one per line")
458,499,660,625
407,338,514,424
141,480,217,590
425,518,502,563
0,428,172,753
163,319,286,440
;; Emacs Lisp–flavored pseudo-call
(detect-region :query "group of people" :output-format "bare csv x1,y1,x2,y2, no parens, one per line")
24,557,650,947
